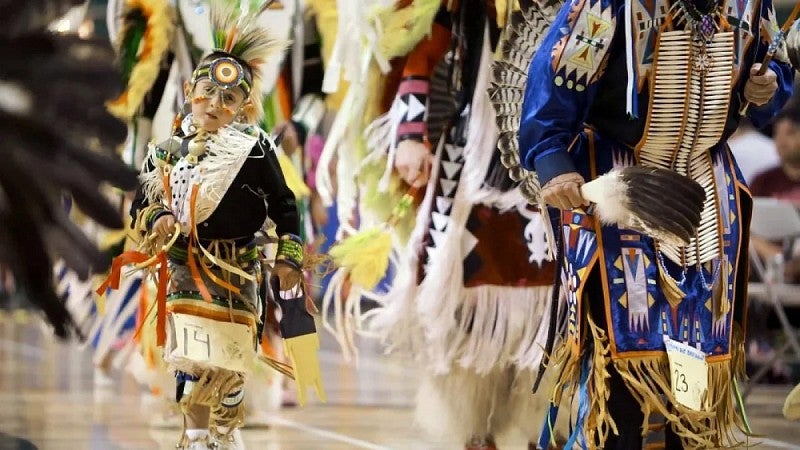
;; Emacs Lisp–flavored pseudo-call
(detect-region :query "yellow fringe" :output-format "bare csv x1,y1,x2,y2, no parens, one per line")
731,323,747,382
177,367,245,444
546,341,578,408
613,341,748,448
106,0,174,121
585,317,617,446
178,366,244,409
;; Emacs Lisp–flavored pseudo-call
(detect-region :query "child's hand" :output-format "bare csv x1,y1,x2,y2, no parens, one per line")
152,214,176,242
274,262,302,290
273,122,301,155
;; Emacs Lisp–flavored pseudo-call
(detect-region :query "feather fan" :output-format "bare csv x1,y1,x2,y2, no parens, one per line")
0,0,138,338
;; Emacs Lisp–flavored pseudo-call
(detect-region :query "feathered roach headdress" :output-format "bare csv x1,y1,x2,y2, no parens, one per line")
190,1,282,124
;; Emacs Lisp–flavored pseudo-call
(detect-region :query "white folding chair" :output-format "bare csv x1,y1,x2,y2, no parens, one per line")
744,198,800,395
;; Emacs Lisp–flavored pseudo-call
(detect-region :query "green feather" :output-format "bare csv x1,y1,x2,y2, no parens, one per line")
118,9,147,85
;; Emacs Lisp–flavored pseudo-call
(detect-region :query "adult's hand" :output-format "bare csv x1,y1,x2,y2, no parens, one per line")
744,63,778,106
394,139,433,187
541,172,588,210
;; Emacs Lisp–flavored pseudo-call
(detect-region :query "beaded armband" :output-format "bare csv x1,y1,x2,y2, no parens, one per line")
276,234,304,270
395,76,430,143
147,209,173,231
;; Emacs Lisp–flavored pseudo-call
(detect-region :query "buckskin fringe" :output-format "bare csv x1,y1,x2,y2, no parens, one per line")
613,339,747,448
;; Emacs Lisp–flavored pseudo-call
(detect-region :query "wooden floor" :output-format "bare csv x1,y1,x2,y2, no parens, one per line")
1,310,799,450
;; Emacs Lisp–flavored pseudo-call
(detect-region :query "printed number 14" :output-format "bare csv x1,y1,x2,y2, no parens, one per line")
184,326,211,358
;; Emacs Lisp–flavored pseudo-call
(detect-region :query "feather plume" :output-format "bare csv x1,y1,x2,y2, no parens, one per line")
377,0,442,60
488,0,563,208
106,0,173,120
206,0,285,123
209,1,281,66
118,8,147,84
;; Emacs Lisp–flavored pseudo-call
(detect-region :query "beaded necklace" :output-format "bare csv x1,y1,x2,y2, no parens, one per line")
672,0,725,71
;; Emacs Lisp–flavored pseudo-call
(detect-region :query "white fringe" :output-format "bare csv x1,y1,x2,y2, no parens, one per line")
320,269,360,363
414,367,554,444
140,142,167,205
456,29,546,218
415,367,514,444
367,64,553,374
461,30,501,202
141,124,259,231
361,95,408,193
316,52,373,245
361,137,446,357
427,284,552,375
193,126,259,224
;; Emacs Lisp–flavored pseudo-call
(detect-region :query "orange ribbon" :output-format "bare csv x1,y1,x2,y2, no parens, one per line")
187,185,214,303
96,250,152,294
186,184,242,301
98,249,170,346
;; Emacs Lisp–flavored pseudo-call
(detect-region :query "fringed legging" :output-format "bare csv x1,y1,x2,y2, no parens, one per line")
586,269,683,450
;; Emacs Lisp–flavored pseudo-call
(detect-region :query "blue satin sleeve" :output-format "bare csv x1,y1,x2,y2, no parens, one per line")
518,0,620,187
747,0,794,127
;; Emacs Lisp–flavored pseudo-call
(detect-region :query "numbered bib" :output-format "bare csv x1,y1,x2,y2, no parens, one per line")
664,335,708,411
166,313,256,374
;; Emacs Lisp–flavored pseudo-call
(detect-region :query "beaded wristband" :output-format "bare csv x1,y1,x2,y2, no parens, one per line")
276,233,304,270
146,208,173,231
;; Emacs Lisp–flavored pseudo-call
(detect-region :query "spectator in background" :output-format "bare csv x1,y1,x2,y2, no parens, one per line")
750,106,800,204
750,105,800,279
747,105,800,383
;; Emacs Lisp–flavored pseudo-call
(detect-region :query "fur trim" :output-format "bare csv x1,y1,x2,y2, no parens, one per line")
580,171,631,227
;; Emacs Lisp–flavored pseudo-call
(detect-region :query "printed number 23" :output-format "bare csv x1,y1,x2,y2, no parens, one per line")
673,369,689,393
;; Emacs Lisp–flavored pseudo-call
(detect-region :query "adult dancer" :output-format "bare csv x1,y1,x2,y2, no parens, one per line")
520,0,793,447
353,1,559,448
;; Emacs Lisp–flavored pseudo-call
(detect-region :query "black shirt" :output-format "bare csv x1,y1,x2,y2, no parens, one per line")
131,135,299,241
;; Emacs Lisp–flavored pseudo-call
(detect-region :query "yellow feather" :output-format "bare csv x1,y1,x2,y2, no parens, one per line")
377,0,442,60
277,151,311,199
328,227,393,290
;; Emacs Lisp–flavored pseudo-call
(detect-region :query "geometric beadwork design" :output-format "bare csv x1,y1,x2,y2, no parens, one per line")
552,0,615,91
